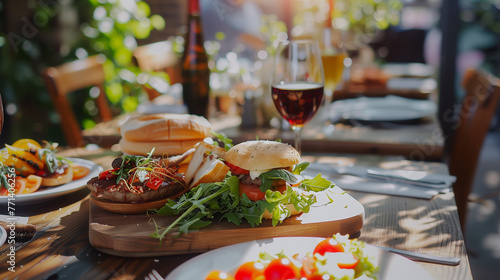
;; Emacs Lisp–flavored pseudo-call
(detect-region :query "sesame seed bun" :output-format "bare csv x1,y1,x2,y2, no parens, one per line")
224,140,300,170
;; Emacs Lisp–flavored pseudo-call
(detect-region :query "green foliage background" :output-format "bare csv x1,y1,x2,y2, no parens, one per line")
0,0,165,146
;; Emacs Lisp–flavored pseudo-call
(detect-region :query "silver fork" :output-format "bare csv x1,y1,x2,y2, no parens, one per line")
145,269,164,280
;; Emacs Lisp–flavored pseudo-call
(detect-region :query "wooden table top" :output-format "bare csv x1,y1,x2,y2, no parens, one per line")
0,148,471,280
83,108,444,161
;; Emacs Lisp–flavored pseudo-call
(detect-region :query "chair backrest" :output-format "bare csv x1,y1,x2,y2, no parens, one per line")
132,41,181,100
448,68,500,231
42,55,112,147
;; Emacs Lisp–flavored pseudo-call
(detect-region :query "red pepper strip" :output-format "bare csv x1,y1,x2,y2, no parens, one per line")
146,176,163,190
98,168,119,180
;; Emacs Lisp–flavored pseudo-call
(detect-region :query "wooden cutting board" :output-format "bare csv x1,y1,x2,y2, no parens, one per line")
89,186,364,257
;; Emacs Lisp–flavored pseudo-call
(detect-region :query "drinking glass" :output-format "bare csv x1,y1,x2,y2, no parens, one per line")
320,28,347,104
271,40,325,154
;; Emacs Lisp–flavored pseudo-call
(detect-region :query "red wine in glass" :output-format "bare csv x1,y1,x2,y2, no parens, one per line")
271,82,324,127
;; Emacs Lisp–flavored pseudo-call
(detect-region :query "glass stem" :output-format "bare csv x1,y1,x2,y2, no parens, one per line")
324,88,334,105
292,126,302,155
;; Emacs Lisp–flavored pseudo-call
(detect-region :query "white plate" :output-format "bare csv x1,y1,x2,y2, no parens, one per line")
0,158,102,205
0,226,6,246
329,95,437,122
387,78,437,92
136,103,188,115
166,237,435,280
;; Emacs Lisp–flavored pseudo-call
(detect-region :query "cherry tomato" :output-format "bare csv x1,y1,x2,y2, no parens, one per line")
313,238,344,256
294,254,320,279
225,162,249,175
264,258,299,280
72,165,90,180
327,252,360,269
234,261,265,280
205,270,235,280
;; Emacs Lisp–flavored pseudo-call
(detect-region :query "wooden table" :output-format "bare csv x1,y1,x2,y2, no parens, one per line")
83,110,444,161
0,148,471,279
218,115,444,160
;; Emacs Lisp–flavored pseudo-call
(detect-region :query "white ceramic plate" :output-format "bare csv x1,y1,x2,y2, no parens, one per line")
329,95,437,122
0,158,102,205
0,226,6,247
165,237,435,280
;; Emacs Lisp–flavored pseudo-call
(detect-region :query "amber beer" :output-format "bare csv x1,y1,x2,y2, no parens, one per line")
321,53,346,93
181,0,210,117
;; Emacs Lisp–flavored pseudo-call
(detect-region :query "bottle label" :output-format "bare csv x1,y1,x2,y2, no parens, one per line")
189,0,200,15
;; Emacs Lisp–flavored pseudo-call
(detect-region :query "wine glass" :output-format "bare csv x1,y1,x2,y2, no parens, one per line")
271,40,325,154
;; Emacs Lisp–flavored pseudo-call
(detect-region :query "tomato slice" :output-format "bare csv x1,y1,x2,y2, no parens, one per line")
234,261,265,280
313,238,345,256
21,175,42,194
72,165,90,180
239,183,288,202
0,186,9,196
327,252,360,269
205,270,235,280
146,176,163,190
225,162,249,175
98,168,119,180
239,183,265,201
264,258,300,280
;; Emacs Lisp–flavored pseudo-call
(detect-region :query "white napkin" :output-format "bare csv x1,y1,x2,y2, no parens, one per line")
0,214,29,224
305,163,455,199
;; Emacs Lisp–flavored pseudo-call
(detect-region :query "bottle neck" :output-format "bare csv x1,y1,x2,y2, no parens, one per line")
188,0,200,16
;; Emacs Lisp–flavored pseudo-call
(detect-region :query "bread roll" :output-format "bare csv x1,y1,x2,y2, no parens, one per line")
119,138,203,157
225,140,300,171
120,114,211,142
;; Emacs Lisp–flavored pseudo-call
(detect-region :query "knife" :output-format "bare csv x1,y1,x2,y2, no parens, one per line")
366,169,450,188
321,165,454,189
373,245,461,266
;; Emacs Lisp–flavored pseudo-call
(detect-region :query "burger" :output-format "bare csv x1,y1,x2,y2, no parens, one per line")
149,140,334,238
224,140,304,218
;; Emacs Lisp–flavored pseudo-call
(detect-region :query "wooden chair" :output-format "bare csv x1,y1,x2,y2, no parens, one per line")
448,68,500,232
132,40,181,100
42,55,113,147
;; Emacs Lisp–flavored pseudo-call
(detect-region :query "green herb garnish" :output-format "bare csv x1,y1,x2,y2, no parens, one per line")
211,131,233,151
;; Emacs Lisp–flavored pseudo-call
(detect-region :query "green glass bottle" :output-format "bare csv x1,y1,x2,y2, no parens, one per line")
181,0,210,118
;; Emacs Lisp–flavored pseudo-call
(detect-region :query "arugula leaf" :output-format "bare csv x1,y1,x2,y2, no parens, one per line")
265,185,292,203
211,131,234,151
292,162,310,175
300,174,334,192
0,165,12,191
259,169,300,192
